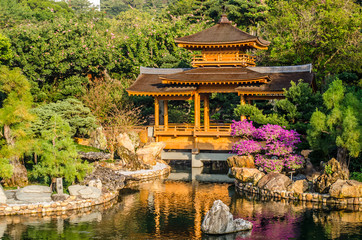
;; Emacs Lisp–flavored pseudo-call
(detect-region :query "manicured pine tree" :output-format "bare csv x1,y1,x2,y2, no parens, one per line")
32,115,92,185
307,79,361,171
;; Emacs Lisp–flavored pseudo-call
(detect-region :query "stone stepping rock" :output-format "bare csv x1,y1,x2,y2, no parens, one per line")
68,185,101,199
15,185,52,203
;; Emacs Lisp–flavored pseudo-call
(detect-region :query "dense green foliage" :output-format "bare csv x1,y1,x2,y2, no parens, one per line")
0,34,13,65
32,115,92,184
31,98,97,138
0,66,34,179
307,79,361,168
0,0,73,27
235,80,323,134
260,0,361,76
0,0,360,182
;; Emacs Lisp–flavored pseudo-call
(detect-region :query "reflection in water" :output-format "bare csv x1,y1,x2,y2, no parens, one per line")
1,165,361,240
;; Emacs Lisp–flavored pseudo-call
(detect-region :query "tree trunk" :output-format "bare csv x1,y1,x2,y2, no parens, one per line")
2,124,29,187
3,124,14,146
337,147,349,173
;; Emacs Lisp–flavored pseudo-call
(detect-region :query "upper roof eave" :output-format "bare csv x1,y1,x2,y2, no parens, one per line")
174,18,270,48
175,39,270,48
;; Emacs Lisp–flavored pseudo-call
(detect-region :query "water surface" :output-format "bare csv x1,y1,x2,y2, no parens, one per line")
1,165,361,240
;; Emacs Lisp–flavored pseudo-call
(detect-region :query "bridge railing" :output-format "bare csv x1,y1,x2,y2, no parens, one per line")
154,123,232,136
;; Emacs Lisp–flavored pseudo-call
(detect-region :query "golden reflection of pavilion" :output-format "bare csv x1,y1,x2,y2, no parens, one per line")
139,180,231,239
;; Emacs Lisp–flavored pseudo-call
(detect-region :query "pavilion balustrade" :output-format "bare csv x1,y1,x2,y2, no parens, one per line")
192,53,256,67
154,123,232,135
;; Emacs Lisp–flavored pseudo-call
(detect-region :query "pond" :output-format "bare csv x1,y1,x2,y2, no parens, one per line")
1,164,361,240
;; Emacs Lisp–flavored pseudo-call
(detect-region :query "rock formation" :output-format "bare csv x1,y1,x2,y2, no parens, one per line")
82,165,125,192
201,200,253,235
89,126,108,150
257,172,292,191
227,155,255,168
231,167,263,183
315,158,349,193
136,142,166,167
329,179,362,198
288,179,309,193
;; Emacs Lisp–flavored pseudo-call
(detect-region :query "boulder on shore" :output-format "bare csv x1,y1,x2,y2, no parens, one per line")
257,172,292,191
68,185,101,199
288,179,309,193
201,200,253,235
227,155,255,168
315,158,349,193
231,167,262,183
83,165,125,192
15,185,52,203
329,179,362,198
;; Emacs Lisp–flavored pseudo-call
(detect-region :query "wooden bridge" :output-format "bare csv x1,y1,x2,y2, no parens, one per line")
132,123,239,151
153,123,239,151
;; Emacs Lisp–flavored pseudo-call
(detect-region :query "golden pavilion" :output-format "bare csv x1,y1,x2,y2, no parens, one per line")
127,15,314,151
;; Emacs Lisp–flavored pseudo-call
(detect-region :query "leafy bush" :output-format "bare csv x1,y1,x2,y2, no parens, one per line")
231,120,303,173
31,98,97,138
350,172,362,182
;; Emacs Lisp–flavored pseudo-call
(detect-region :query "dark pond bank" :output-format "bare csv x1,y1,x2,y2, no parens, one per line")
0,164,361,240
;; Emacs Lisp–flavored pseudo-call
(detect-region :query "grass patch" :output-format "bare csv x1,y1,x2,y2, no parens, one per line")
75,143,103,153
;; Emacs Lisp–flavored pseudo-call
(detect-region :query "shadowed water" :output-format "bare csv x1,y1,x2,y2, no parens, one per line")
0,165,361,240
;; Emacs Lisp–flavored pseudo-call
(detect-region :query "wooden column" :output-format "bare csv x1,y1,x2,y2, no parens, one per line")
154,96,159,127
164,100,168,130
204,94,210,131
240,94,246,121
194,92,201,129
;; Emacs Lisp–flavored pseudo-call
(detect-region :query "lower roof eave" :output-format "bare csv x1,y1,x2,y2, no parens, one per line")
237,91,285,96
127,90,195,97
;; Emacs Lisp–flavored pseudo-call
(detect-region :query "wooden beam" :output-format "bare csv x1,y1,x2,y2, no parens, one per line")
246,96,285,100
198,84,239,93
164,100,168,131
154,96,159,127
204,94,210,131
240,94,246,121
157,96,193,101
194,92,201,129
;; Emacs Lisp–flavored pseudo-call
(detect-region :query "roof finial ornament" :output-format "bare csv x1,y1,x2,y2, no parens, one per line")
218,7,231,24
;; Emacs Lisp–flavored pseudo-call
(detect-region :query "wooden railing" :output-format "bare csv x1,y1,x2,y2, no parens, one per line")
154,123,232,136
192,54,256,67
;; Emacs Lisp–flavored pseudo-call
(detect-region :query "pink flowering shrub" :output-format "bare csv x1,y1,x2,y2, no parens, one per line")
231,120,256,137
255,155,284,173
231,120,304,173
232,140,262,155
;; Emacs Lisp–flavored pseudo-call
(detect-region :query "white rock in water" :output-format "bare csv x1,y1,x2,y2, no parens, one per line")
201,200,253,235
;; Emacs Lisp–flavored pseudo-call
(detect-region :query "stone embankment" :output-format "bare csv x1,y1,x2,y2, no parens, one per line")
0,162,170,216
229,156,362,209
